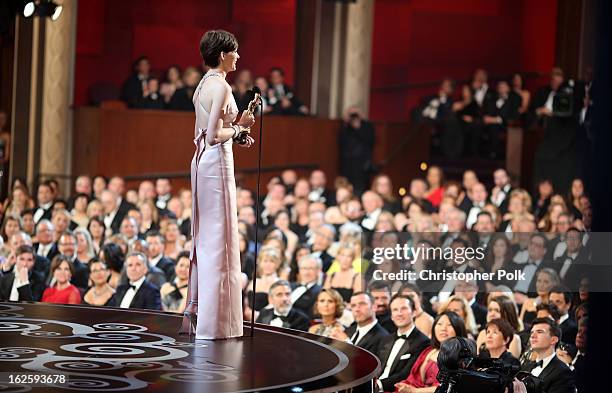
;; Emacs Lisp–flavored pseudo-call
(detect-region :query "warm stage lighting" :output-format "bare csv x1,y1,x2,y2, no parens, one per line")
22,0,63,21
419,162,428,171
23,2,35,17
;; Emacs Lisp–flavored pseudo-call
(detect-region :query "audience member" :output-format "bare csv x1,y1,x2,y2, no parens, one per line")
41,255,82,304
256,279,310,331
108,252,161,310
82,258,115,306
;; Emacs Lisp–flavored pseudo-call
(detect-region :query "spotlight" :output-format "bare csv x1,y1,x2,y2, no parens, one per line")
23,1,35,17
22,0,63,21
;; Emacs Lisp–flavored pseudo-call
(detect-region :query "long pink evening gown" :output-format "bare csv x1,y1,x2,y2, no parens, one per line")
183,73,244,339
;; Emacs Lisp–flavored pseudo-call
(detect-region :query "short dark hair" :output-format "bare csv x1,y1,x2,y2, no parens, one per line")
531,317,562,339
476,211,493,222
486,318,515,348
16,245,34,257
530,233,548,249
398,282,423,299
176,250,190,262
368,281,391,294
145,230,165,244
50,255,75,277
536,302,561,321
432,311,467,349
199,30,238,67
269,67,284,76
389,293,415,311
549,285,572,305
351,291,374,304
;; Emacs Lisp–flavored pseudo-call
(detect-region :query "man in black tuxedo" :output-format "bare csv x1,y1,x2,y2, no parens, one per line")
455,278,487,330
310,224,335,273
308,170,334,206
557,316,587,393
512,233,554,294
519,317,575,393
145,231,175,281
121,56,150,108
290,254,323,318
154,178,172,211
554,228,588,289
108,252,162,311
57,231,90,290
0,245,46,302
268,67,309,116
338,292,389,355
490,168,513,215
256,280,310,331
368,281,395,334
482,80,520,159
549,286,577,345
464,182,488,229
376,295,430,392
33,220,59,262
100,190,128,236
32,182,54,224
135,78,165,110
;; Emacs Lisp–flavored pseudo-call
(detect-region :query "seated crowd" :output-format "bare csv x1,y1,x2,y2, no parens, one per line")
0,166,590,392
119,56,309,115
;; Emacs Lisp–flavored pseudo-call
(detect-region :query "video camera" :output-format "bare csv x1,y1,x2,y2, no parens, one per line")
435,337,542,393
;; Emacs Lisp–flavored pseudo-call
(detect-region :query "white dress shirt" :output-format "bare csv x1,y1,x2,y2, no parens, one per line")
514,259,542,293
119,276,146,309
33,202,53,223
351,318,379,346
361,208,382,231
466,203,484,229
10,272,30,301
149,254,163,268
37,243,53,258
559,252,578,279
290,281,316,304
531,352,556,377
270,307,291,328
380,324,416,380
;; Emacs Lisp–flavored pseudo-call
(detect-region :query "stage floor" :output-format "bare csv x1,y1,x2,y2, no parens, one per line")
0,302,379,392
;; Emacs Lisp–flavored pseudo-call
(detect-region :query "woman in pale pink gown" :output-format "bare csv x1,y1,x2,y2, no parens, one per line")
179,30,255,340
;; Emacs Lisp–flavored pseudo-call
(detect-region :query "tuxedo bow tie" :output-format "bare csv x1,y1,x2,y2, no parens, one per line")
273,314,289,322
129,284,137,291
527,359,543,370
396,334,410,341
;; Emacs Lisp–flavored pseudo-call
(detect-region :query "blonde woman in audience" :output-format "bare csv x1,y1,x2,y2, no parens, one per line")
309,288,347,337
323,244,363,303
74,228,95,264
374,210,396,232
138,199,159,234
162,220,184,260
246,245,283,311
2,186,32,219
51,209,71,241
83,258,115,306
439,295,479,338
160,251,190,313
399,283,435,338
272,210,298,262
501,189,534,232
477,295,522,358
86,199,103,220
371,174,401,214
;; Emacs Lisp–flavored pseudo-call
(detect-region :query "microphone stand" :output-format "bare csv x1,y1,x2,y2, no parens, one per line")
249,99,263,337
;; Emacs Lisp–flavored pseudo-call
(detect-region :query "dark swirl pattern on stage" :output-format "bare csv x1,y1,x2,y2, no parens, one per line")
0,302,379,392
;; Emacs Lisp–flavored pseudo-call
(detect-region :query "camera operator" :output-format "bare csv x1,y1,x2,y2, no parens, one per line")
531,67,581,194
518,317,576,393
338,107,376,196
435,337,528,393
